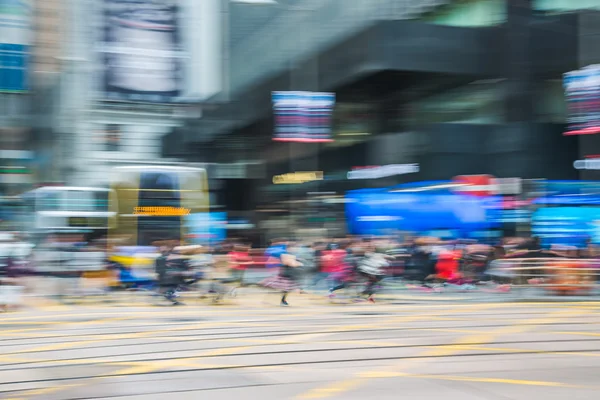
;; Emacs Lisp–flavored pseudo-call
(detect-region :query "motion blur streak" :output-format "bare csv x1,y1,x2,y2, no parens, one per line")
4,0,600,399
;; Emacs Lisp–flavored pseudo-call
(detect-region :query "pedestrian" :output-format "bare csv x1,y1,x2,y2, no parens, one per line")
328,241,357,298
227,243,252,291
259,242,302,306
290,242,316,292
357,243,389,303
313,243,345,290
154,244,182,306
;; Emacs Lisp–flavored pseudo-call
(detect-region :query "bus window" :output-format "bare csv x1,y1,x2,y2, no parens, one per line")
40,192,62,211
138,172,179,208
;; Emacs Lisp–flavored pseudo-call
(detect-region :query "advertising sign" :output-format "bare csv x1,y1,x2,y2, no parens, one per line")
347,164,419,180
0,0,30,92
452,175,497,197
184,212,226,245
532,207,597,247
345,190,501,236
564,65,600,136
272,91,335,142
100,0,185,103
272,171,323,184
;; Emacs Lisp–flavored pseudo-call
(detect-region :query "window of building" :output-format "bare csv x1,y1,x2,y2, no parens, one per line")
329,103,377,148
536,80,567,123
409,80,505,126
95,124,122,151
421,0,506,27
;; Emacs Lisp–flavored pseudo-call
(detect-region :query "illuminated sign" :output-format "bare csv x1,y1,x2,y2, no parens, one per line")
564,65,600,136
134,207,190,216
574,159,600,170
273,171,323,184
347,164,419,180
452,174,496,196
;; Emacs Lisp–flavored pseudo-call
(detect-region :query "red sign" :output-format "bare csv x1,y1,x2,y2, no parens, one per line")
452,175,496,197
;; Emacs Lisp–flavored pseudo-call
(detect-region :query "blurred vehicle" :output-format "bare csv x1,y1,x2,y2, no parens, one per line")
0,196,27,231
20,186,116,243
109,166,209,246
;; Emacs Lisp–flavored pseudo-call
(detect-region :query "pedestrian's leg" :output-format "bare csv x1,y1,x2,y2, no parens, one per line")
281,291,289,306
362,276,376,298
330,281,345,293
311,272,322,287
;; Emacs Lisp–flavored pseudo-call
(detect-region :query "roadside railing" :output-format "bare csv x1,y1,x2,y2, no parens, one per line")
488,258,600,295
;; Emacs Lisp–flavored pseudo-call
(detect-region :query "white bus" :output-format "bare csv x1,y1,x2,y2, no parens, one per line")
21,186,116,240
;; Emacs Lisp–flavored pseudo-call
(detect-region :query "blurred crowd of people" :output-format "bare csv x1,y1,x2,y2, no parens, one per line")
2,233,600,311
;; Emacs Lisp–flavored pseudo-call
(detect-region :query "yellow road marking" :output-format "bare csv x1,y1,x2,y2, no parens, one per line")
300,379,364,399
0,316,132,336
420,328,488,334
5,383,82,400
556,331,600,337
357,371,590,388
327,340,400,347
0,339,107,363
297,306,594,399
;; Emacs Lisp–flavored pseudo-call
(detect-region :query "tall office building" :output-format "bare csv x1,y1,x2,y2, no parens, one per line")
55,0,223,186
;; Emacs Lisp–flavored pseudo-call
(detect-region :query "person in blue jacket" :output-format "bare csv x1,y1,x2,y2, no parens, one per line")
265,239,288,268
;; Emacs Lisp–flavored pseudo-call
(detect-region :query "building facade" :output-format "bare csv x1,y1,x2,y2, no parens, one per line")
168,0,598,228
53,0,223,186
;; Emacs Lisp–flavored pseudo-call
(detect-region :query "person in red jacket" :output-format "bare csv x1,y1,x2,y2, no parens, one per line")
435,250,461,282
227,243,252,288
314,243,346,290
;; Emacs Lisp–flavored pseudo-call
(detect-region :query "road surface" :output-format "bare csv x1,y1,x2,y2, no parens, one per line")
1,292,600,399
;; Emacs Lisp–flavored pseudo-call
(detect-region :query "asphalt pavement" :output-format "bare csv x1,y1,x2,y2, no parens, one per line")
1,290,600,400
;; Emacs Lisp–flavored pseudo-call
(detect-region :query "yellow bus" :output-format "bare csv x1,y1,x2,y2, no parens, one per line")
108,166,209,246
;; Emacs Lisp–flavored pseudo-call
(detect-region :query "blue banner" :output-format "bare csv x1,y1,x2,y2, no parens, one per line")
345,190,502,236
272,91,335,142
185,212,226,245
0,0,30,93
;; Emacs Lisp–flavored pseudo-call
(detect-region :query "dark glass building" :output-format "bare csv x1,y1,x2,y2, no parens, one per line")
164,0,600,230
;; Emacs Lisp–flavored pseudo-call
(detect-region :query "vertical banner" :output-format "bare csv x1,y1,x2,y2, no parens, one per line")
272,91,335,142
100,0,185,103
0,0,30,92
564,65,600,136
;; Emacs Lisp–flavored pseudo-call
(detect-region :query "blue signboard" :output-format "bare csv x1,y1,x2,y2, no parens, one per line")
345,190,502,237
532,207,600,248
0,1,30,92
185,212,227,245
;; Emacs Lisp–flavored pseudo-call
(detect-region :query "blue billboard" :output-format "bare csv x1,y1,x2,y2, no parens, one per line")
0,1,30,92
185,212,226,245
345,189,502,237
532,207,600,248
